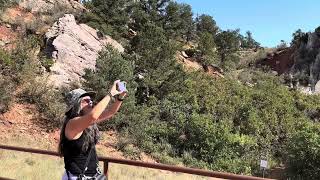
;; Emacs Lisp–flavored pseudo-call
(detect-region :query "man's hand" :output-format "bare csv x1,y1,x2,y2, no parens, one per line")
109,80,121,97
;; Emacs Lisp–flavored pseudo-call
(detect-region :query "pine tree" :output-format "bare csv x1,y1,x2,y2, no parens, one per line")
196,14,219,36
163,2,194,41
215,29,241,63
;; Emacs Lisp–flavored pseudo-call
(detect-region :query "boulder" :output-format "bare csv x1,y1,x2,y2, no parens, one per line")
45,14,124,87
19,0,85,13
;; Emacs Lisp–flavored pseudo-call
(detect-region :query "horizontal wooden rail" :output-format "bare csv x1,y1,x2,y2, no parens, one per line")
0,144,273,180
0,178,15,180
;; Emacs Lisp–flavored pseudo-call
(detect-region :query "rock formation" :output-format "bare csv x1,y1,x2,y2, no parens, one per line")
256,48,295,75
256,27,320,94
45,14,124,87
19,0,85,13
290,30,320,92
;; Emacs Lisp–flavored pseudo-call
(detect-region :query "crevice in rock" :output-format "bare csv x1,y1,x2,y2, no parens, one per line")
44,35,58,58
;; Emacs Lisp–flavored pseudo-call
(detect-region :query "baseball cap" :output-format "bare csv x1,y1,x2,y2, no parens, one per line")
65,88,96,115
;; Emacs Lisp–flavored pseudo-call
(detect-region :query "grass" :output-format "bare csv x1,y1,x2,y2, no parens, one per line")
0,134,218,180
0,152,64,180
0,134,64,180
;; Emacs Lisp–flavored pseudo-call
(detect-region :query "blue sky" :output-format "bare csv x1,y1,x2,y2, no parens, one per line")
176,0,319,47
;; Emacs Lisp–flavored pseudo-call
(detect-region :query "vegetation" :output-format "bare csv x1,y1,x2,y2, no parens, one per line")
0,35,65,126
84,42,320,177
285,121,320,179
0,0,17,13
79,1,320,178
0,74,15,113
0,48,15,113
240,31,260,49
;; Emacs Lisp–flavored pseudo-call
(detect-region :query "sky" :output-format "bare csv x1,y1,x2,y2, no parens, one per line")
176,0,319,47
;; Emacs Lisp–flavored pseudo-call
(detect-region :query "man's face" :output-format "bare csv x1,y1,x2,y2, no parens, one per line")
80,96,93,113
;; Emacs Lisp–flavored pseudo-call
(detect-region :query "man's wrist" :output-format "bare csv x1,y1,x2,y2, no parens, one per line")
107,91,113,97
117,94,125,101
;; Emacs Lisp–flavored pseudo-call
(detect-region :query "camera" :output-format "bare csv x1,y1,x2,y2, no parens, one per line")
116,81,127,93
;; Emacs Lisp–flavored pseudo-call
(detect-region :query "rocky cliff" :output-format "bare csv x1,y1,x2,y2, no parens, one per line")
257,27,320,94
19,0,85,13
45,14,124,87
290,30,320,93
0,0,125,88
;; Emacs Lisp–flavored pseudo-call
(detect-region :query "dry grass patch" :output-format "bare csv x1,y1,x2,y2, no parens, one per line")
0,134,222,180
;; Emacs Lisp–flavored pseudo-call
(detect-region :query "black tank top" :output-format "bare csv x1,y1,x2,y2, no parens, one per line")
63,132,98,176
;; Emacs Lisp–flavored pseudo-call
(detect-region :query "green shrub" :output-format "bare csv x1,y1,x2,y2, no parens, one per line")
7,35,43,81
122,145,141,160
182,151,208,169
40,55,54,71
0,48,16,113
19,75,66,127
0,48,12,66
116,133,141,160
0,0,18,13
79,12,120,39
0,48,13,76
79,0,129,40
150,152,181,165
7,35,66,127
84,41,320,176
285,121,320,179
0,75,15,113
83,46,135,100
25,16,48,35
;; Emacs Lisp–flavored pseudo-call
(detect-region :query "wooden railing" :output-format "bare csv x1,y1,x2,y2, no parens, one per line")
0,144,273,180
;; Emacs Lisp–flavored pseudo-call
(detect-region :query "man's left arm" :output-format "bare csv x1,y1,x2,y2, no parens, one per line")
96,99,123,123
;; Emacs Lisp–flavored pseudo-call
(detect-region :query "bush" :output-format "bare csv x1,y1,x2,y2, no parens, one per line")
79,27,320,177
116,132,141,160
25,16,48,35
0,48,16,113
285,121,320,179
0,0,18,13
0,75,15,113
17,46,64,126
79,0,128,40
0,35,60,119
42,2,82,24
118,70,317,175
122,145,141,160
8,35,65,127
19,75,66,127
182,151,208,169
8,35,43,81
0,48,13,76
39,55,54,71
151,152,181,165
